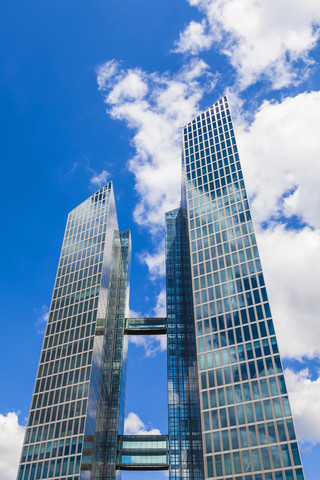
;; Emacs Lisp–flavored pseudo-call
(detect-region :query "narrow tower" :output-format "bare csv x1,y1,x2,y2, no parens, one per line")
17,183,131,480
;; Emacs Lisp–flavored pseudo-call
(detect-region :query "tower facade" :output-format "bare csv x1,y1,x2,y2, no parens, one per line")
17,183,131,480
176,96,304,480
17,98,304,480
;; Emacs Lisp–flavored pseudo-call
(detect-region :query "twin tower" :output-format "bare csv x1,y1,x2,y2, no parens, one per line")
17,97,304,480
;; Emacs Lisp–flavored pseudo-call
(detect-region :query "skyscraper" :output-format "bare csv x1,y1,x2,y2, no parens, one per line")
17,97,304,480
17,183,131,480
173,96,304,480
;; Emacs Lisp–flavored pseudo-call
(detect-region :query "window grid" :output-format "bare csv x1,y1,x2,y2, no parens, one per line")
182,96,304,480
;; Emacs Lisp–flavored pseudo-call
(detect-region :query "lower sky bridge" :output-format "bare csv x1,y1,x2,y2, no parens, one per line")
116,435,169,470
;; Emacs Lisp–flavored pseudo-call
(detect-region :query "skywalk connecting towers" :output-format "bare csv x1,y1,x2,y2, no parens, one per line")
17,97,304,480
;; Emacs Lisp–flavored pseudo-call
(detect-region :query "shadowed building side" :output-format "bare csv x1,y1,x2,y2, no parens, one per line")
166,207,205,480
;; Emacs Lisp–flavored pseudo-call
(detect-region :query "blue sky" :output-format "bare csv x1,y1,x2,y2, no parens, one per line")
1,0,320,479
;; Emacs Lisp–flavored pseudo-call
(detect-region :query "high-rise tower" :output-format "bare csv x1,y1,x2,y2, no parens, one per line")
17,97,304,480
17,183,131,480
175,95,304,480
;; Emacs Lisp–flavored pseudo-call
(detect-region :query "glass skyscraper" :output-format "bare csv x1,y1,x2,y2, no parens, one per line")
17,183,131,480
17,97,304,480
176,96,304,480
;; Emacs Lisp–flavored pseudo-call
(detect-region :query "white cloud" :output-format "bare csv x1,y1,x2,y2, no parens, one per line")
129,334,167,357
153,289,166,317
284,368,320,444
97,59,219,286
236,91,320,228
96,59,119,89
64,158,110,190
107,71,148,105
256,225,320,360
97,59,216,233
0,412,25,480
89,169,109,188
233,92,320,361
124,412,161,435
34,304,49,335
129,309,141,318
138,247,165,280
174,20,214,55
96,59,218,284
179,0,320,88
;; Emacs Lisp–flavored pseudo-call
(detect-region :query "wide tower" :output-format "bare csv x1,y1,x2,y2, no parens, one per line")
177,96,304,480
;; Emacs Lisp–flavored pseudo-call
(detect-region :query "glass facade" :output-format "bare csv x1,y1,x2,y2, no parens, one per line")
88,229,131,480
181,96,304,480
17,183,131,480
166,208,204,480
17,97,305,480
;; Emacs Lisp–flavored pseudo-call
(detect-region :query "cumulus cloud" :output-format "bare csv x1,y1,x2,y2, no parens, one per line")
138,247,165,280
256,225,320,359
97,58,217,232
174,19,214,55
236,91,320,228
230,91,320,361
178,0,320,88
0,412,25,480
153,289,166,317
124,412,161,435
129,334,167,357
89,169,109,188
284,368,320,444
